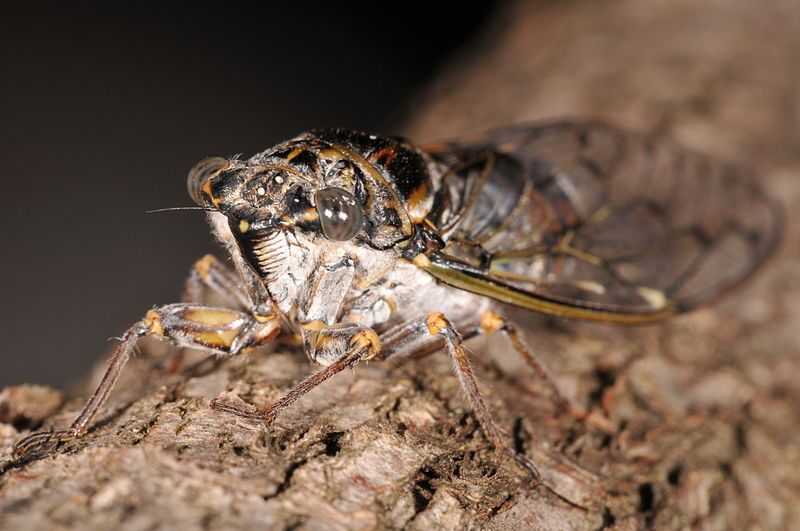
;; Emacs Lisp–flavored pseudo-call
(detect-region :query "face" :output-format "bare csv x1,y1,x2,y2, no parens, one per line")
187,132,400,320
192,142,369,248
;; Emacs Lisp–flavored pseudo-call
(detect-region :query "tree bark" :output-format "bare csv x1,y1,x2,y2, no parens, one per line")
2,1,800,529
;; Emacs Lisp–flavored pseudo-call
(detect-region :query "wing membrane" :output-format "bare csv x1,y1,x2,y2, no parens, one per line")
425,121,783,321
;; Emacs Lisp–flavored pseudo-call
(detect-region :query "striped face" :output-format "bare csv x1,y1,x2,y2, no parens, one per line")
187,129,438,282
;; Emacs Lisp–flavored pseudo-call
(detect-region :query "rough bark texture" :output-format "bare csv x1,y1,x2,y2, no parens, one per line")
2,1,799,529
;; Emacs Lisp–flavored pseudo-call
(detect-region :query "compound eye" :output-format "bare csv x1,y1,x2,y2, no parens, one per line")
315,187,364,241
187,157,229,206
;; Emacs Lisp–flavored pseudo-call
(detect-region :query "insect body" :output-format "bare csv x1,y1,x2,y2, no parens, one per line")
14,121,783,475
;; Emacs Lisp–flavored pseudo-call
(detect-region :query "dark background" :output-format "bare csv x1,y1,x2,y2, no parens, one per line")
0,5,497,387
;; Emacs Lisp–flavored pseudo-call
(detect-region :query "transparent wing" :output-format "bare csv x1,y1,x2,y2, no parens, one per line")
425,121,783,322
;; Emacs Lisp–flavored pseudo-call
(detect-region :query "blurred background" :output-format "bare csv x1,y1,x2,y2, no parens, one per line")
0,4,498,387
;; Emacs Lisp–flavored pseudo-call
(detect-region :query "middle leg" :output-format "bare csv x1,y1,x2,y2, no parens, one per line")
378,313,541,478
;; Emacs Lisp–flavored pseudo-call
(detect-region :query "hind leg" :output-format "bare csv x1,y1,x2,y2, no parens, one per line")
479,311,572,414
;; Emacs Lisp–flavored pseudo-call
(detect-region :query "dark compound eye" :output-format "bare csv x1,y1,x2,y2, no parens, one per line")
315,187,364,241
187,157,229,206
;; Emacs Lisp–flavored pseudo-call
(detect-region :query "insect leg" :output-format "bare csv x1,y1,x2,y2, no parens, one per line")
182,254,251,310
479,311,571,414
170,254,257,373
210,325,381,423
12,304,280,461
424,312,540,478
377,314,539,477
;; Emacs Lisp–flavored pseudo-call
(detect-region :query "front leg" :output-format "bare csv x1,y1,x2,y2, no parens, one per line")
211,322,381,423
182,254,252,311
163,254,257,374
13,304,281,461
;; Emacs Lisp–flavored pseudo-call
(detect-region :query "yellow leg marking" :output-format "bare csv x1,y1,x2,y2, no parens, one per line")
253,312,274,323
350,329,381,359
302,320,326,333
313,333,335,352
183,307,241,326
426,312,448,336
194,254,215,280
180,307,245,348
144,310,164,336
254,317,281,343
196,329,239,348
479,311,505,335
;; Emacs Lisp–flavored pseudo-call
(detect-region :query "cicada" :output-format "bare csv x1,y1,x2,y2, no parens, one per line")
14,121,783,475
